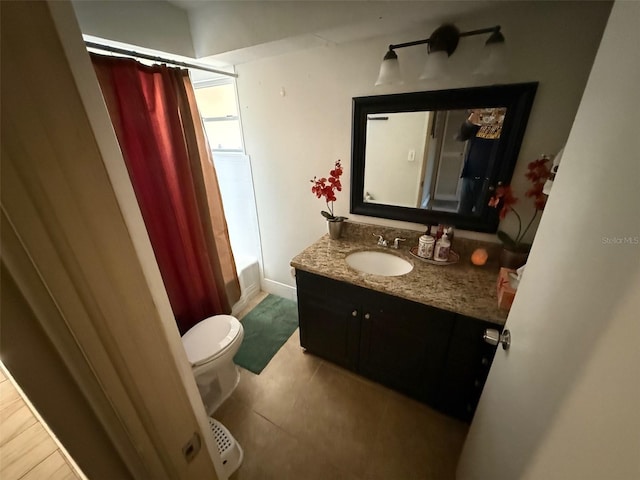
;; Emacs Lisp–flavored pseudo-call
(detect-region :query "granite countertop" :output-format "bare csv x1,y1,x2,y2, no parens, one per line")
290,222,508,325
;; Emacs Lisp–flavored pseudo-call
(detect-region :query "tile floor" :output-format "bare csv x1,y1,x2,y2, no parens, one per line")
217,293,468,479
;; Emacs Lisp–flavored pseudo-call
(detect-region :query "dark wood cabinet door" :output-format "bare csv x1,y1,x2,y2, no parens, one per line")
295,270,361,370
295,269,499,420
358,292,455,403
438,315,502,422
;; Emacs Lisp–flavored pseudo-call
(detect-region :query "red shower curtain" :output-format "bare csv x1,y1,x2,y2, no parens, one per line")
91,54,240,334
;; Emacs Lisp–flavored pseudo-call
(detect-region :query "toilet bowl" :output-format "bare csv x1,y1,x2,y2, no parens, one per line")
181,315,244,415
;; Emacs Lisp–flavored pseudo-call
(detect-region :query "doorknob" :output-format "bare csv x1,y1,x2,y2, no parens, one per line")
484,329,511,350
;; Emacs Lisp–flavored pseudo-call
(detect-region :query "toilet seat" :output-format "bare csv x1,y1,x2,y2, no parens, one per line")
182,315,242,367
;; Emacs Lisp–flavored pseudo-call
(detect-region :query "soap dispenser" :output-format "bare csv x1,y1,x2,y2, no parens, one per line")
434,231,451,262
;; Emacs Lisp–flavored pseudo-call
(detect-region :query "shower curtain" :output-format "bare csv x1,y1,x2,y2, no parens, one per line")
91,54,240,334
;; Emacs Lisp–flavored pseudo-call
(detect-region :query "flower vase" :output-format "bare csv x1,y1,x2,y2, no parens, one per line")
327,219,344,240
499,248,529,269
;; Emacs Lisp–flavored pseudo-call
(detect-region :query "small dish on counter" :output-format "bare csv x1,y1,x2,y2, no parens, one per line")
409,246,459,266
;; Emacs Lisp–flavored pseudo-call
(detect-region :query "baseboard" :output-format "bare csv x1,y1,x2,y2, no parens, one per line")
231,297,248,317
242,282,260,301
261,278,297,302
231,283,261,316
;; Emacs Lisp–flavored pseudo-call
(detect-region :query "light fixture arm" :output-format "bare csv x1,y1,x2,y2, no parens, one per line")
458,25,502,39
375,23,504,86
388,38,431,51
387,24,502,57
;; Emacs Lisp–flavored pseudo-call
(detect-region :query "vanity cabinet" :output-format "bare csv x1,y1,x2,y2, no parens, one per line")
437,315,503,422
296,269,453,399
295,269,502,422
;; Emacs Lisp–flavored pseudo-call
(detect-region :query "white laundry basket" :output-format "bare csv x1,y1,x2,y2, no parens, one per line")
209,417,243,477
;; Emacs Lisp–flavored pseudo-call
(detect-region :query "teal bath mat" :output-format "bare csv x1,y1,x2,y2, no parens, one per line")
233,295,299,374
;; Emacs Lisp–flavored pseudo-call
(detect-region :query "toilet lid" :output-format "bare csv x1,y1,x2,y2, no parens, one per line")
181,315,241,366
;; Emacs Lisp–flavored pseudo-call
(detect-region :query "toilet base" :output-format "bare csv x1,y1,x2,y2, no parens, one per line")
196,363,241,416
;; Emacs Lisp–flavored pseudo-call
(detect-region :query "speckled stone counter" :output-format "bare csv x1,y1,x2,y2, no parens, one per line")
290,222,508,325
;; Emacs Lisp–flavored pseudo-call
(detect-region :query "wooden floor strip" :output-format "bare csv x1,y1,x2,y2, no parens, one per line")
0,422,58,479
21,450,79,480
0,363,84,480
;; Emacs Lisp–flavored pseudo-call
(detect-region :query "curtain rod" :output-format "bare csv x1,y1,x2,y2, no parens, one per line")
85,41,238,78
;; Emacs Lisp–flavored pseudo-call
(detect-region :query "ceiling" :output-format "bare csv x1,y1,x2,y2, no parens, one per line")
165,1,500,64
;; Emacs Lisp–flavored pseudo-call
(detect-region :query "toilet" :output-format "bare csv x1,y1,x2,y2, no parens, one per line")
181,315,244,415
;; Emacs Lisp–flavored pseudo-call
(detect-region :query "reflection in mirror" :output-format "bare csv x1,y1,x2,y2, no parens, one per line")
364,112,431,209
364,107,507,213
351,84,538,232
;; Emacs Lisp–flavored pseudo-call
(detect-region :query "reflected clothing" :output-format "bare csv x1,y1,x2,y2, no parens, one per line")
457,121,499,214
459,177,485,215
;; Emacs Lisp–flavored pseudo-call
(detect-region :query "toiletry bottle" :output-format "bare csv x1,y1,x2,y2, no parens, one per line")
417,229,435,259
425,225,435,259
434,231,451,262
445,225,454,244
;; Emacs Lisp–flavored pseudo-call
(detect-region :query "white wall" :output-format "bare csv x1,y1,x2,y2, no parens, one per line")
72,0,195,56
458,2,640,478
236,1,612,289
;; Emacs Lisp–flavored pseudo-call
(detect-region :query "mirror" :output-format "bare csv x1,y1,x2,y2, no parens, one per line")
350,83,538,232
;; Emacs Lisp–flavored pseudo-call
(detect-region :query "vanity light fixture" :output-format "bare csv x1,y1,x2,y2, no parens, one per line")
375,24,506,86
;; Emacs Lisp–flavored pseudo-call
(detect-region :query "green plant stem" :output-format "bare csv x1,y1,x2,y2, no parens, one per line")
326,200,334,217
518,209,539,246
511,208,523,246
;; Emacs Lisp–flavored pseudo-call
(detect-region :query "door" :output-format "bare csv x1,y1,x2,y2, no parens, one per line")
2,2,224,478
358,293,454,403
433,110,467,205
296,271,361,370
457,5,640,479
437,316,501,422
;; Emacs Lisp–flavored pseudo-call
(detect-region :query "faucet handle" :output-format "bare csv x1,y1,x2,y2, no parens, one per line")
392,238,406,249
372,233,387,246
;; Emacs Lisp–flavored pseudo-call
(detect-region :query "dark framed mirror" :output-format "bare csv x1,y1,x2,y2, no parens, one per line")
350,83,538,232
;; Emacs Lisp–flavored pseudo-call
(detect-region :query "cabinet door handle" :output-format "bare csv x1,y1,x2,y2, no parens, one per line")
364,313,370,320
352,310,358,317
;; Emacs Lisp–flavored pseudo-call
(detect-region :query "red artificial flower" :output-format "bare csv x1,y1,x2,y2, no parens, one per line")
524,158,550,212
310,160,344,218
525,182,544,200
534,196,547,210
525,156,551,183
489,185,518,219
488,154,553,249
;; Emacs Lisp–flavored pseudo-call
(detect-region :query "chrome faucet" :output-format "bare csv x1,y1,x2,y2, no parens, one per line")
373,233,388,247
392,238,406,249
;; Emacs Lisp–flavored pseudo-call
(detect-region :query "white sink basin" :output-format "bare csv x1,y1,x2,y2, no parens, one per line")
345,250,413,276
